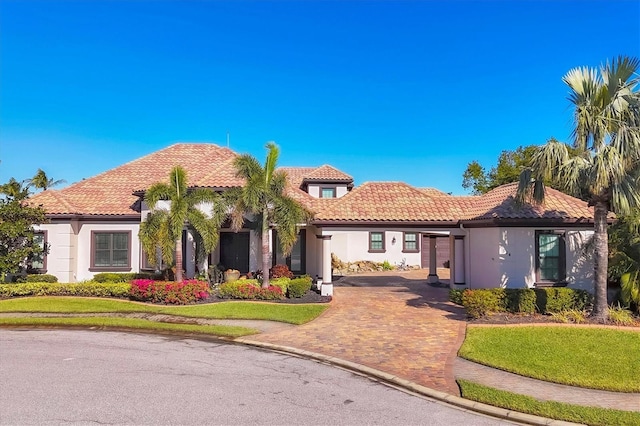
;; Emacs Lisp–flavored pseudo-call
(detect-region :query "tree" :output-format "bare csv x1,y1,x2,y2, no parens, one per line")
27,169,66,191
227,142,312,288
0,177,47,278
608,208,640,312
139,166,227,283
517,56,640,322
462,145,546,195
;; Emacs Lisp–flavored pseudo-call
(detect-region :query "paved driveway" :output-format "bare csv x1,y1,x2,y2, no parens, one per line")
251,269,466,395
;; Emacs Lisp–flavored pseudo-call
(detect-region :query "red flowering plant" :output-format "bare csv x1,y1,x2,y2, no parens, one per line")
130,279,209,304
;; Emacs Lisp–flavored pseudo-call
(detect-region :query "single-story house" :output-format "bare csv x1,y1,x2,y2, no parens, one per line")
29,143,599,295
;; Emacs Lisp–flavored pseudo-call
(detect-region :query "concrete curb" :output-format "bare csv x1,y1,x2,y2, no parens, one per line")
235,337,579,426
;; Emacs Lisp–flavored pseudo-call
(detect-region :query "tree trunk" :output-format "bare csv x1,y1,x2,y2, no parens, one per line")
261,210,270,289
175,237,183,283
591,201,609,322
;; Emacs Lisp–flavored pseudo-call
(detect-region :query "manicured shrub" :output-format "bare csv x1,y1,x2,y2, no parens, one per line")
287,276,312,298
93,272,159,283
129,279,209,304
534,288,592,314
218,280,285,300
462,289,506,318
270,264,293,279
449,289,464,306
26,274,58,283
0,282,130,298
269,277,290,294
505,289,537,314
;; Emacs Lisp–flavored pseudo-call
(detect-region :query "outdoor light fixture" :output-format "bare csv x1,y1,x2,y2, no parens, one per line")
392,237,396,245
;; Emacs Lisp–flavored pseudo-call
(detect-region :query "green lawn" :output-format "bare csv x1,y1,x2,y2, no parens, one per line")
0,297,329,325
459,326,640,392
0,316,257,337
458,380,640,426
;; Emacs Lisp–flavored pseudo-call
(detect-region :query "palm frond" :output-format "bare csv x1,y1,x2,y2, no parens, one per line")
264,142,279,185
234,154,263,180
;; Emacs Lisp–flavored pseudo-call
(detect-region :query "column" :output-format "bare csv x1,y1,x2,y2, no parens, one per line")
317,235,333,296
453,235,466,286
185,229,196,279
427,235,439,283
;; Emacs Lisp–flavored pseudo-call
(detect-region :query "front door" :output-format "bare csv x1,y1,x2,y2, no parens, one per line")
219,232,250,273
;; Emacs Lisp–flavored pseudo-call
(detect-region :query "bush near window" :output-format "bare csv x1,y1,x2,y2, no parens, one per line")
270,264,293,279
93,272,160,283
0,282,130,298
218,280,285,300
269,277,290,294
459,288,592,318
129,279,209,305
287,276,312,298
26,274,58,283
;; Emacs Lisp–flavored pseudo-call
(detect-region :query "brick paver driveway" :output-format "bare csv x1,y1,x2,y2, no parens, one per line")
251,269,466,395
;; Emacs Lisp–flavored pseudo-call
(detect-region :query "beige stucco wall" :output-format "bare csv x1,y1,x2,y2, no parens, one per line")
318,229,423,267
307,184,349,198
467,227,594,290
35,222,78,283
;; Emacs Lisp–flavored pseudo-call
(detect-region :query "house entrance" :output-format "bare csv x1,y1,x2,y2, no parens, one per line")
220,232,250,273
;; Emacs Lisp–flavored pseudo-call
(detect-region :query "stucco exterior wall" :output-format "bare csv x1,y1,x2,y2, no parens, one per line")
467,226,594,290
321,229,422,267
35,222,77,283
307,184,349,198
76,222,141,282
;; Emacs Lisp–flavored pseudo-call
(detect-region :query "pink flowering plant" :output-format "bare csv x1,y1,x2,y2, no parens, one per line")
130,279,209,304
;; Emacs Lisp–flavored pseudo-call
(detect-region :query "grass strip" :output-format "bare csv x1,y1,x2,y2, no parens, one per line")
459,326,640,392
0,297,329,325
0,316,258,337
458,380,640,426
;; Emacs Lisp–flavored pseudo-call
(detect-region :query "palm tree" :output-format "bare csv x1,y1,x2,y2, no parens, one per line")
227,142,312,288
139,166,227,282
518,56,640,322
28,169,66,191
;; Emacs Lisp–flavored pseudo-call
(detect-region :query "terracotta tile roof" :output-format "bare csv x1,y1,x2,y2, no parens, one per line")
462,183,599,221
313,182,461,223
419,187,451,197
30,143,239,216
302,165,353,182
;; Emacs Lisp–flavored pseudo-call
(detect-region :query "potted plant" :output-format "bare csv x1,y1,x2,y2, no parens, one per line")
224,269,241,283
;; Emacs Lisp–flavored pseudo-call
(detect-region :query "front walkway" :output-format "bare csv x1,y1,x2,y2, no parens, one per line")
248,269,466,396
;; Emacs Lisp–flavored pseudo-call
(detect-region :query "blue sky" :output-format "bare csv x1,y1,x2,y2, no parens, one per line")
1,0,639,195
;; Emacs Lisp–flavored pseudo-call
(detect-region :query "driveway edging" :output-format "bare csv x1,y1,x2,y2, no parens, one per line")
235,337,579,426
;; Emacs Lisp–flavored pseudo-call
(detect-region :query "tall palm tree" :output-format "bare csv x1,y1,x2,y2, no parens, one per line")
227,142,312,288
28,169,66,191
518,56,640,322
139,166,227,282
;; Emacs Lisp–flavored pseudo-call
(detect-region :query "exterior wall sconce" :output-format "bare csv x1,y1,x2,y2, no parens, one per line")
392,237,396,245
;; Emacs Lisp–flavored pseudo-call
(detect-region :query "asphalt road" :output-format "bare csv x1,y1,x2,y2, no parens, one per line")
0,329,511,425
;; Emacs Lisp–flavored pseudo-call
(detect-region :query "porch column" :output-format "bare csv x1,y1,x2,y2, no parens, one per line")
453,235,466,287
185,229,196,279
427,235,439,283
318,235,333,296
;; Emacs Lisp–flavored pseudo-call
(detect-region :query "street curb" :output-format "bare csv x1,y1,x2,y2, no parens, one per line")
235,337,579,426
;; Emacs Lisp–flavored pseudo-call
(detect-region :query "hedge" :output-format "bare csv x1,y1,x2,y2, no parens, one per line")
218,281,285,300
287,277,312,298
26,274,58,283
0,282,131,299
458,287,593,318
129,279,209,305
92,272,160,283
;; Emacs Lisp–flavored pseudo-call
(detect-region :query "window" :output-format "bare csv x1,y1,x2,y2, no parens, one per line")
91,231,131,270
29,231,47,272
369,231,385,252
403,232,419,252
535,231,566,285
141,247,164,271
321,187,336,198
